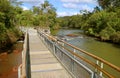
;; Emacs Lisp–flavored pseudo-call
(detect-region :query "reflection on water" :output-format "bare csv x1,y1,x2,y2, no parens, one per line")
57,29,120,67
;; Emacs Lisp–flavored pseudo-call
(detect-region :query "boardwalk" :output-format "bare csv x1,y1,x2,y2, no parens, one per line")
28,28,72,78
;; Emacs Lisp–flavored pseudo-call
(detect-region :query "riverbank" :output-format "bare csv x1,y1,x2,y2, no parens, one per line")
0,42,23,78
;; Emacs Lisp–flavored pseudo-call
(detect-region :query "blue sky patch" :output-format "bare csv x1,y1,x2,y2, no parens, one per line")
18,0,98,17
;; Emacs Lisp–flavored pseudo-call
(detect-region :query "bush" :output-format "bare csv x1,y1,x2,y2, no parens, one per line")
110,32,120,44
0,23,7,41
100,26,116,40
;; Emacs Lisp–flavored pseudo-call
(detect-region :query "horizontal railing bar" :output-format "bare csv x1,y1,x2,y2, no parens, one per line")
38,30,120,78
55,44,94,76
60,40,120,72
43,33,120,73
58,44,115,78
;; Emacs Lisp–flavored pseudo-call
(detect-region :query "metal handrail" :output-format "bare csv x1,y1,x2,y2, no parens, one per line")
59,44,114,78
40,32,120,78
58,39,120,72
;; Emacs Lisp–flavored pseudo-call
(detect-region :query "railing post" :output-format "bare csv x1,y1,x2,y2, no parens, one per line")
62,42,64,49
71,49,76,73
73,49,76,53
73,49,76,58
95,60,99,72
100,62,103,77
53,42,56,55
95,60,104,77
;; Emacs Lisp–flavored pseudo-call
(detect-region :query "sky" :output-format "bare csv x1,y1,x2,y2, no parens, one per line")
18,0,98,17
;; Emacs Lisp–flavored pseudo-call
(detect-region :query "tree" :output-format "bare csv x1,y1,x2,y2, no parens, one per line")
93,6,101,13
110,31,120,44
32,0,60,30
0,0,23,50
100,26,116,40
98,0,110,9
9,0,22,6
32,6,40,15
20,10,33,26
98,0,120,9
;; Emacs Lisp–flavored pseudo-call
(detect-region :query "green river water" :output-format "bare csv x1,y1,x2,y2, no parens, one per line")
56,29,120,77
57,29,120,67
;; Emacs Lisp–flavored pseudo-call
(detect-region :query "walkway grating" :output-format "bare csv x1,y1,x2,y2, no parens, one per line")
28,28,72,78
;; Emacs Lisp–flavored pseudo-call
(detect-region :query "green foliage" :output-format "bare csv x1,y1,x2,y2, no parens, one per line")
110,31,120,44
0,23,7,41
33,15,40,26
0,0,23,50
58,15,83,29
100,26,116,40
82,11,116,33
32,0,60,30
58,0,120,44
0,12,5,22
82,10,120,42
20,10,33,26
98,0,120,9
87,28,94,36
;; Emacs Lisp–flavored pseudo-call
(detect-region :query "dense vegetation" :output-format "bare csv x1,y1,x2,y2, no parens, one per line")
58,0,120,44
31,1,60,30
0,0,60,51
1,0,120,51
0,0,23,51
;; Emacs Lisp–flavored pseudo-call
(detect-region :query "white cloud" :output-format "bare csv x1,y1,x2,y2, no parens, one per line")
18,0,44,3
61,0,97,4
18,0,44,6
61,0,80,3
57,11,79,17
18,0,44,9
79,4,93,11
63,3,93,11
61,0,98,12
21,6,29,10
63,3,78,9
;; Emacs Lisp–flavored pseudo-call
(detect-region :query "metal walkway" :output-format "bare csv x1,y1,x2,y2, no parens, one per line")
28,28,72,78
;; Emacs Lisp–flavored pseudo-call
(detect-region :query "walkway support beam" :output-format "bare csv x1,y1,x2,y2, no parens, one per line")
18,32,30,78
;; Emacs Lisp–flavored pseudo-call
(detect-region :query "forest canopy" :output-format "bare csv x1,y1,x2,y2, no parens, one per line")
0,0,60,51
0,0,120,51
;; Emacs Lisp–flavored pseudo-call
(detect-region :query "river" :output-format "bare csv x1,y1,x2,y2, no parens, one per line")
56,29,120,67
0,42,22,78
56,29,120,77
